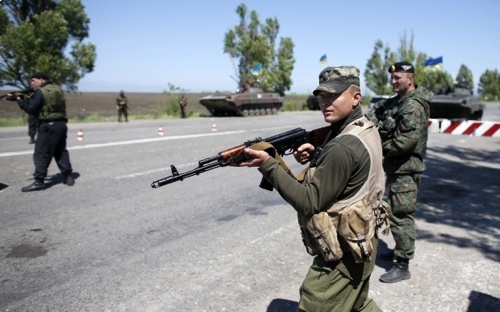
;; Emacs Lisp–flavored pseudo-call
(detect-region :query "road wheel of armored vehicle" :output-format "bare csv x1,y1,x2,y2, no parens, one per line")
241,109,249,116
471,111,483,121
272,108,278,115
248,109,255,116
266,108,272,115
260,108,266,115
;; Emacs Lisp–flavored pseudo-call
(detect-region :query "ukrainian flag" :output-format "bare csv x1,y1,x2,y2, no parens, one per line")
424,56,443,67
250,63,263,76
319,54,327,64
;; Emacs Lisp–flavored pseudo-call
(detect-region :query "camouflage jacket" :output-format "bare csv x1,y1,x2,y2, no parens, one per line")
366,86,431,174
116,96,128,106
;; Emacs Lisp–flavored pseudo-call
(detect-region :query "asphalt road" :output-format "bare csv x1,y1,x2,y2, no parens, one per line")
1,105,499,312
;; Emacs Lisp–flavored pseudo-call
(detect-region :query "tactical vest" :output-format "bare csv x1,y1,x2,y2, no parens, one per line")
37,83,66,121
298,117,390,263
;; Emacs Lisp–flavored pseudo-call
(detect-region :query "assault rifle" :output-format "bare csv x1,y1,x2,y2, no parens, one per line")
1,88,34,101
151,126,331,189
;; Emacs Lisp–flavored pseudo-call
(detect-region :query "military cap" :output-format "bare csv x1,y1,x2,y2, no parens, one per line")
388,62,414,74
31,72,50,80
313,66,360,96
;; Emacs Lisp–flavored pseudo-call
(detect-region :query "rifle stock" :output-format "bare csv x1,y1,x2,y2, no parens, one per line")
151,126,331,189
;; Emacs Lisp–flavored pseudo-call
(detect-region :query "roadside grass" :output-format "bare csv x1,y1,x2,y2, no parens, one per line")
0,117,25,127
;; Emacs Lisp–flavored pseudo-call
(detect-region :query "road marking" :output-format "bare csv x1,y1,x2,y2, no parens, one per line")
1,125,298,158
0,130,245,158
114,162,198,180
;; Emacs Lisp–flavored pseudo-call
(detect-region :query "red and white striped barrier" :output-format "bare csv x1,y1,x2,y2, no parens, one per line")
429,119,500,137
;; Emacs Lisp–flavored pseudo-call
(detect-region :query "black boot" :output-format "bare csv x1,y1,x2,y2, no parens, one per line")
379,258,411,283
63,173,75,186
21,180,46,192
29,136,36,144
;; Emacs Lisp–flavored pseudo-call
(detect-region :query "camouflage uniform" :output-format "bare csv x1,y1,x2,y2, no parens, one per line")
116,91,128,122
366,85,431,260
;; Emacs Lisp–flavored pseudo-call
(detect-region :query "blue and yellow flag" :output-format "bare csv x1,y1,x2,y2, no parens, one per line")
250,63,263,76
423,56,443,71
319,54,327,64
424,56,443,67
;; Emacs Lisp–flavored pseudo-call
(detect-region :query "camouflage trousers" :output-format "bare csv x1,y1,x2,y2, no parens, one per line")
117,105,128,122
386,173,422,260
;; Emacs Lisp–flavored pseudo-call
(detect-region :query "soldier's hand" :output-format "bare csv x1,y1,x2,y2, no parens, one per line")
233,148,269,167
294,143,315,164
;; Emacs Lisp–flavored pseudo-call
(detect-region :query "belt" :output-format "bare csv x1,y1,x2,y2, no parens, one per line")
39,119,66,123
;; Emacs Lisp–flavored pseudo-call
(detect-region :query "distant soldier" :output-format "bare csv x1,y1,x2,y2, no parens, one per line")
179,94,187,119
240,80,250,93
116,90,128,122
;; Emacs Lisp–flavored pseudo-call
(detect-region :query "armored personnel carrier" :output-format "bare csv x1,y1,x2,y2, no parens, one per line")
430,84,485,120
199,86,283,117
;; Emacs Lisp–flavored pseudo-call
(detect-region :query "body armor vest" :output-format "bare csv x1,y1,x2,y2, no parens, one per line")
37,83,66,121
299,117,390,263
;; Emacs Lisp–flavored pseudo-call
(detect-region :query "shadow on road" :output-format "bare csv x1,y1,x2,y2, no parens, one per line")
467,290,500,312
266,298,298,312
417,145,500,262
46,171,81,188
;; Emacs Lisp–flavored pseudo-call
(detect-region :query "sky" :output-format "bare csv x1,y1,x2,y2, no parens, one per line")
77,0,500,95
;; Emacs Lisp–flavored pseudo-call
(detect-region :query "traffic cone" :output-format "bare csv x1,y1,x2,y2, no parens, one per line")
158,125,164,136
211,123,218,132
77,129,84,142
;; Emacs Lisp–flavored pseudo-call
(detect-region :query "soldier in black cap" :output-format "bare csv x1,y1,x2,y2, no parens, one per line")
16,72,75,192
367,62,432,283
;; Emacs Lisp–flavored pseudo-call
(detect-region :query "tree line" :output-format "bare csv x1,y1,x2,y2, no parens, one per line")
224,4,499,101
1,2,498,101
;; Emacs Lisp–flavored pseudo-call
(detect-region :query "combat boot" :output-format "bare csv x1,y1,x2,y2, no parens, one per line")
21,180,46,192
379,258,411,283
29,136,36,144
63,173,75,186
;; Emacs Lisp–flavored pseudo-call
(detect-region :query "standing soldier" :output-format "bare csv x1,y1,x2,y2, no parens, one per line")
179,93,187,119
16,72,74,192
234,66,387,311
366,61,431,283
116,90,129,122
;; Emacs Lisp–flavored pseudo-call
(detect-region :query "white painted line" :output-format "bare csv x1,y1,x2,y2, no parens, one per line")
0,130,245,158
114,162,198,180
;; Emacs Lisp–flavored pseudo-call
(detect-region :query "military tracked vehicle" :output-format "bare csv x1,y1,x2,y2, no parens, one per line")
430,84,485,120
199,85,283,117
